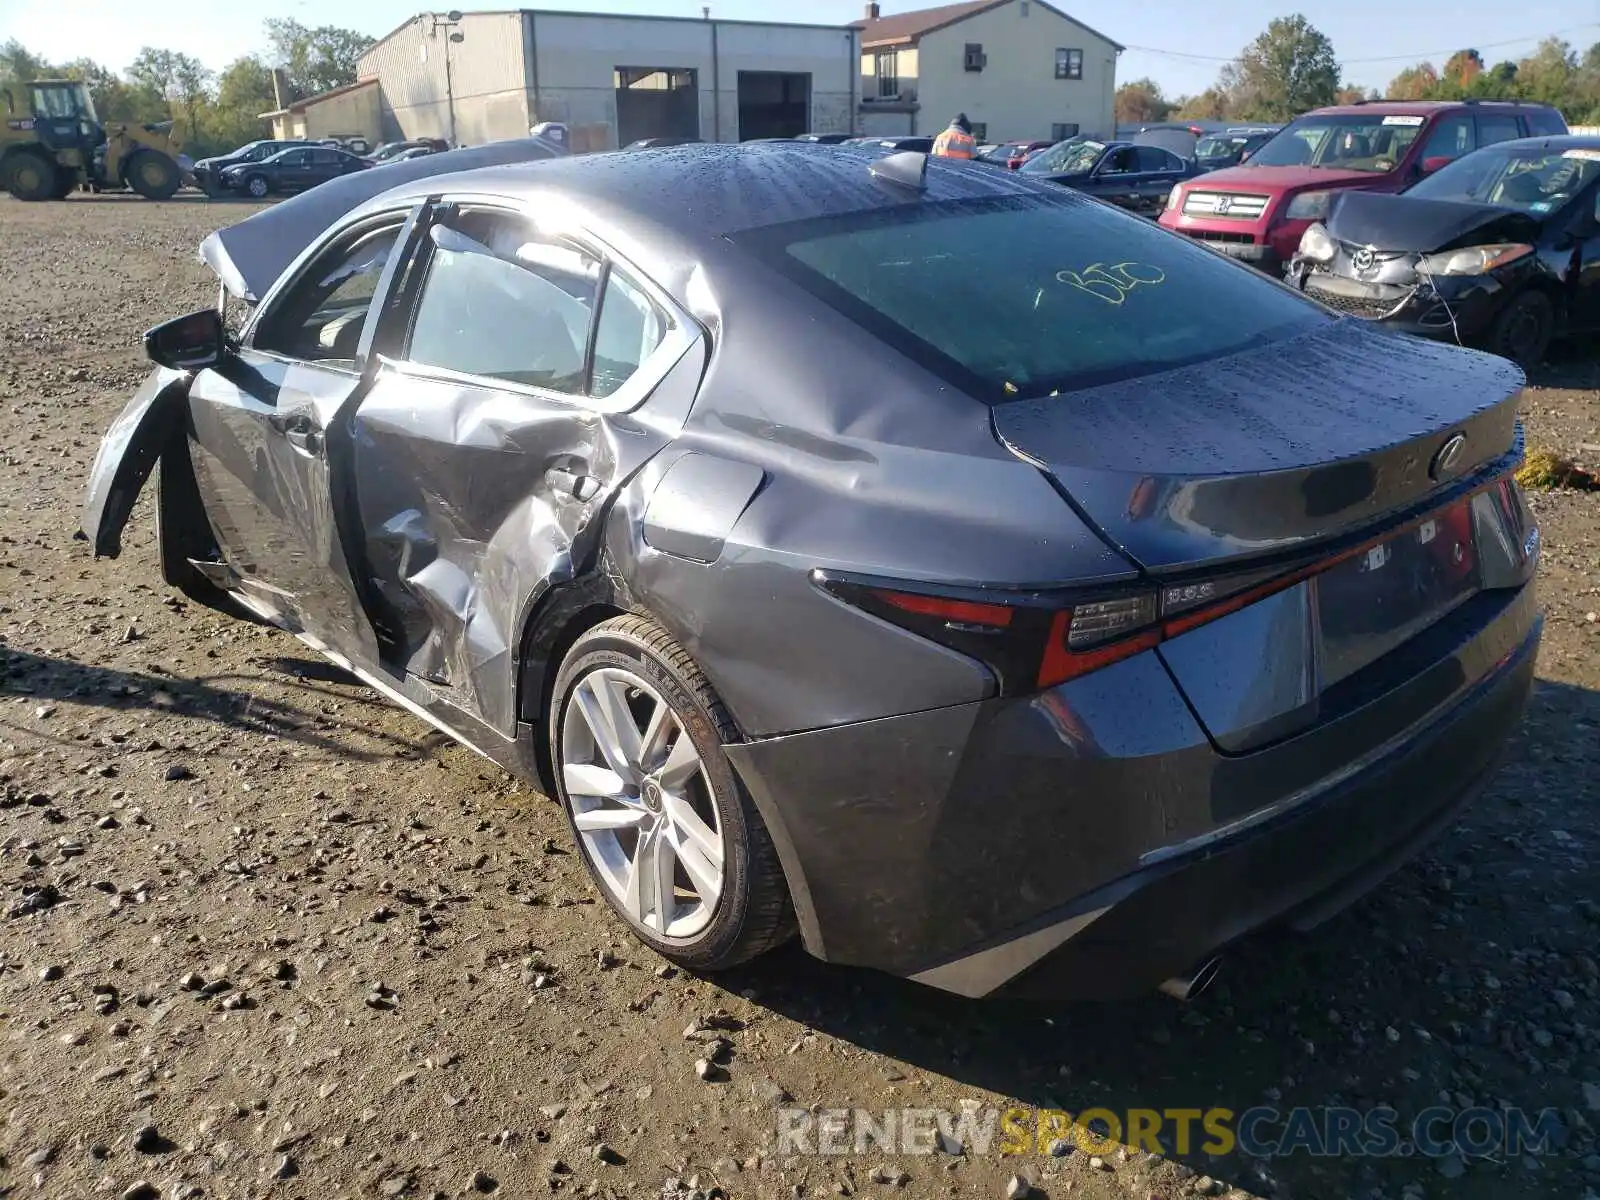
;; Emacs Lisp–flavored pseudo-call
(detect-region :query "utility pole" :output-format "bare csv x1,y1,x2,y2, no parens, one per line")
429,11,465,146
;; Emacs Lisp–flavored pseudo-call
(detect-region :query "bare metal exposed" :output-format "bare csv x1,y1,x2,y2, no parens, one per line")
81,140,1543,998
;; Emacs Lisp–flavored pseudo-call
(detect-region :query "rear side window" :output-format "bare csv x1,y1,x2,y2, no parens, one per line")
1525,107,1568,136
1135,146,1184,172
741,195,1326,401
1476,114,1522,147
406,215,601,393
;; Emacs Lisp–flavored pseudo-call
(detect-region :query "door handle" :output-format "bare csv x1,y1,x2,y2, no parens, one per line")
546,466,601,501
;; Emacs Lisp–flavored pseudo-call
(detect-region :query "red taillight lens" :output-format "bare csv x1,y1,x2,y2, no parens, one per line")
815,483,1499,697
873,589,1014,628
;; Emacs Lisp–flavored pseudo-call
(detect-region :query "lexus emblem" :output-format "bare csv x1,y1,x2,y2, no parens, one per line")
1212,195,1232,215
1430,433,1468,481
1351,247,1375,273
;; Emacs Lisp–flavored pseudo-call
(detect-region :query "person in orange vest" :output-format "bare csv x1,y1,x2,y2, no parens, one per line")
931,113,976,159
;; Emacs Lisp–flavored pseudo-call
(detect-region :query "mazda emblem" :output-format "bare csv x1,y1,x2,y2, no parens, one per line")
1352,247,1375,273
1429,433,1468,481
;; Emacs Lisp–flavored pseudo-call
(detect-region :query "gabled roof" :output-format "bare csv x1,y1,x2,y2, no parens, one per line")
853,0,1123,52
259,77,378,120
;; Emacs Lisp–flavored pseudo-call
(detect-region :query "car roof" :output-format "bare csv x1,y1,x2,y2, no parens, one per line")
359,142,1040,243
1305,100,1555,117
1472,133,1600,152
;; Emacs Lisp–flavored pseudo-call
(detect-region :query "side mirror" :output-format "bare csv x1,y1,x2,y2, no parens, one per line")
1421,155,1453,175
145,308,225,371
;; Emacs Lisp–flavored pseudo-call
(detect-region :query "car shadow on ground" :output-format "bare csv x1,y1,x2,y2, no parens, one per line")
0,646,436,763
718,675,1600,1200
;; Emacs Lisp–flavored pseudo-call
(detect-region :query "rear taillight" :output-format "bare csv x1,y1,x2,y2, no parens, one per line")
815,485,1502,697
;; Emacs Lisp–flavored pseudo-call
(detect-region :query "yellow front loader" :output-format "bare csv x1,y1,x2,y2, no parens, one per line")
2,78,185,201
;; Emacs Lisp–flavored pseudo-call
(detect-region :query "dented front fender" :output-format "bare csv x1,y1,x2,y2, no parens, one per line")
79,366,192,559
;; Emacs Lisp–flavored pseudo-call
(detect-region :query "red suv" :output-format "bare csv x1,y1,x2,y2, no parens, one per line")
1158,100,1568,275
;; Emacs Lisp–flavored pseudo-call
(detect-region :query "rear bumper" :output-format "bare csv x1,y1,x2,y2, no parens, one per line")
725,581,1540,999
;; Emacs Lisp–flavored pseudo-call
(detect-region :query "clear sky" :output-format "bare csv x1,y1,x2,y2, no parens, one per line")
3,0,1596,97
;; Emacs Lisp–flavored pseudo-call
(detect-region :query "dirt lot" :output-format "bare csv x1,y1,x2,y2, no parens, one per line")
1,194,1598,1200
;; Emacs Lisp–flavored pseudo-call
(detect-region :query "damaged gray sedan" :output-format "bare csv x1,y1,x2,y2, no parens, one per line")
82,140,1544,999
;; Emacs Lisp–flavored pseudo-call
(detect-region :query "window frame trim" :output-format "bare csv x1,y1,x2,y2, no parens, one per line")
1055,47,1083,80
240,201,425,375
375,195,701,417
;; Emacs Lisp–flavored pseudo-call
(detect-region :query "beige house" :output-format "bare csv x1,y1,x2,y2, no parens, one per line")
358,9,859,152
259,77,383,148
855,0,1120,144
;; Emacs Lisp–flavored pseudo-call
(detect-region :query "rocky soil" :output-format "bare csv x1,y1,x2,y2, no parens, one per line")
1,194,1598,1200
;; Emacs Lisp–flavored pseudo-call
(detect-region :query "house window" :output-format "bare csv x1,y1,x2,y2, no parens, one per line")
964,43,986,72
1051,122,1079,140
875,49,899,99
1056,48,1083,80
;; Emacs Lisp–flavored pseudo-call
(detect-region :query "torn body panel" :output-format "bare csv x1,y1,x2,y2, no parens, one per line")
80,366,191,558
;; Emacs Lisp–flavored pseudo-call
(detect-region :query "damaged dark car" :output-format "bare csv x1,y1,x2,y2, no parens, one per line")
81,141,1543,1001
1289,135,1600,366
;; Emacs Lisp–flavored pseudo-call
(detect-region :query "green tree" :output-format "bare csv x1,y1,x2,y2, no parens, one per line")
263,18,375,98
1174,88,1229,120
0,38,48,84
1514,37,1577,107
1115,78,1174,125
207,55,277,150
1224,15,1340,121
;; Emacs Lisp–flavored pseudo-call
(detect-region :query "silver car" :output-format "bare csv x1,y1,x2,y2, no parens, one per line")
81,141,1543,999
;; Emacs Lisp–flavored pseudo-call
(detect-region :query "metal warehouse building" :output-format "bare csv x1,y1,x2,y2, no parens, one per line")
358,9,861,151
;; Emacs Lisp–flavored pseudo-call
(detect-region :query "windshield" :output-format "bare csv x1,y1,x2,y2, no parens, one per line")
737,194,1325,401
1248,114,1424,173
1021,138,1102,176
1407,145,1600,213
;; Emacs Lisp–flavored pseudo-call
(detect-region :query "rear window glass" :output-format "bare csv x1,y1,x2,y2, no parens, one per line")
738,195,1325,401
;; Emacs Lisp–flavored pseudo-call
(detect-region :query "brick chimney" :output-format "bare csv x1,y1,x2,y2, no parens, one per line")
864,2,880,19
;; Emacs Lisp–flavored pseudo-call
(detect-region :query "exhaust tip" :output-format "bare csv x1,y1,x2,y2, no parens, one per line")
1158,956,1221,1002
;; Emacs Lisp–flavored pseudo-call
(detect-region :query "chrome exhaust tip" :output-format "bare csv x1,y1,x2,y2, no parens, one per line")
1158,957,1221,1002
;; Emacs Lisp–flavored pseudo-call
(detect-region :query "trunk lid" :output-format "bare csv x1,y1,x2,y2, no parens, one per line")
991,318,1524,574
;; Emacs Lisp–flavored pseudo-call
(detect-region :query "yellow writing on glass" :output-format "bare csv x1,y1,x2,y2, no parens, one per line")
1055,262,1166,305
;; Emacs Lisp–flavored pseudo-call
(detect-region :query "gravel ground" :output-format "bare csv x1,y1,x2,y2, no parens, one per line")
1,194,1598,1200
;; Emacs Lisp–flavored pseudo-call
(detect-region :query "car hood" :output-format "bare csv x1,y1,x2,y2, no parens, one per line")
1192,163,1393,194
199,136,567,303
1323,189,1543,253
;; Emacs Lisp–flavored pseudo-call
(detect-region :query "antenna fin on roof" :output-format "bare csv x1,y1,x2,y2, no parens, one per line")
869,150,928,191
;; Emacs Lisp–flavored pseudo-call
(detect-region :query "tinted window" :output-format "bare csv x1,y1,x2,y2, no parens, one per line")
591,270,668,398
1099,146,1138,174
1250,115,1423,172
407,214,601,393
1420,114,1475,161
1476,115,1522,147
743,196,1325,401
1136,146,1183,172
253,224,402,365
279,150,310,166
312,148,342,165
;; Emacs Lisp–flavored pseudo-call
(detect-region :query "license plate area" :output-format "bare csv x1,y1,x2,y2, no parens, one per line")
1315,497,1480,686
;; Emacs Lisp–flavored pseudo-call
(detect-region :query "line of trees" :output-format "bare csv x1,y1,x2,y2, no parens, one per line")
1115,17,1600,128
0,20,374,159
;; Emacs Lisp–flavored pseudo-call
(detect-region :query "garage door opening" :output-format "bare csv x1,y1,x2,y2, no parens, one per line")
614,67,700,147
738,71,811,141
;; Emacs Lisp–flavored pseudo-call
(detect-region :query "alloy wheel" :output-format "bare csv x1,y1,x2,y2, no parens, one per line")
248,177,268,198
559,666,725,938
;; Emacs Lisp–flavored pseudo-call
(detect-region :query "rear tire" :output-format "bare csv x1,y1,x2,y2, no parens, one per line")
4,151,55,202
125,151,181,200
1485,289,1554,370
548,615,796,971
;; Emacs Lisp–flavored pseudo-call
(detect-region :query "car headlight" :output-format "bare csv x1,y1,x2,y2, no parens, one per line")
1165,185,1182,212
1284,190,1331,220
1297,222,1336,263
1416,243,1535,277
